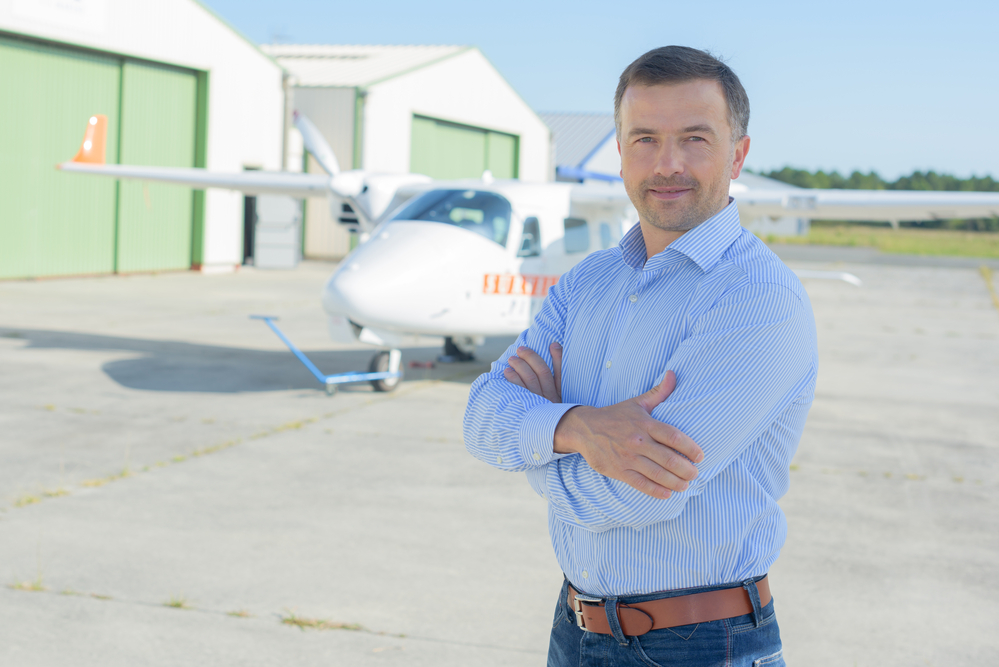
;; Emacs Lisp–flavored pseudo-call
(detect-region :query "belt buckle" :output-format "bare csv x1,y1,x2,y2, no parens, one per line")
573,593,603,632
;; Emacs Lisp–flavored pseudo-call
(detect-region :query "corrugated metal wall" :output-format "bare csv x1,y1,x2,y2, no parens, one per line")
0,33,201,279
410,115,519,180
295,87,356,260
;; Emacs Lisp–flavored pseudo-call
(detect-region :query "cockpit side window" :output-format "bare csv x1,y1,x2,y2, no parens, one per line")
390,189,513,248
518,216,541,257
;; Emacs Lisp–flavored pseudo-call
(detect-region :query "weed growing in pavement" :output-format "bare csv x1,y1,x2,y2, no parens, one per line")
164,594,191,609
11,576,46,592
14,494,41,507
280,610,362,631
227,609,252,618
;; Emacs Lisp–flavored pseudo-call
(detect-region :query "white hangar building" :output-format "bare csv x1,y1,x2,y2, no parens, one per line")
262,44,553,259
0,0,286,279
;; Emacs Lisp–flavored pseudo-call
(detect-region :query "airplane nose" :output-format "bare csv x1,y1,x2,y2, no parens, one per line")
322,221,510,333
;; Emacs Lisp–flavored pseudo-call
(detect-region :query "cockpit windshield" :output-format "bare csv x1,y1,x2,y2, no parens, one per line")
390,189,512,248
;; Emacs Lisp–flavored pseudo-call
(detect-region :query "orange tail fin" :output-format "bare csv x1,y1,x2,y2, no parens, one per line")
72,115,108,164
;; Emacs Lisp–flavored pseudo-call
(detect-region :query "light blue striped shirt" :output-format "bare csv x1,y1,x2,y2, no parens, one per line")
464,200,818,596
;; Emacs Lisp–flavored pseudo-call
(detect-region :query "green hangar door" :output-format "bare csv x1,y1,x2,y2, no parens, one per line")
410,115,519,180
0,35,200,279
115,61,198,273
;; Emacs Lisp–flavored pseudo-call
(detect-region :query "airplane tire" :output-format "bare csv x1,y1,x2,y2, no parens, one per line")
369,351,403,392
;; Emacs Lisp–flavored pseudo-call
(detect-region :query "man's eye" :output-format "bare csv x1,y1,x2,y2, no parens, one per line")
688,136,705,142
638,137,653,143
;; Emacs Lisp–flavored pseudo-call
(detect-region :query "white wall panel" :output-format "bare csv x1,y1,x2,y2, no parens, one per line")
363,49,550,183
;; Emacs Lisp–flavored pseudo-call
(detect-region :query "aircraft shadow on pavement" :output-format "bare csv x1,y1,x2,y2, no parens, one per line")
2,328,510,394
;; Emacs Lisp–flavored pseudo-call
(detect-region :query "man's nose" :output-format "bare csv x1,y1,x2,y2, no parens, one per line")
653,143,684,177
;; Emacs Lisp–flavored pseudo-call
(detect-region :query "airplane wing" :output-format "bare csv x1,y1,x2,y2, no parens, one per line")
736,188,999,222
56,114,329,197
57,161,330,197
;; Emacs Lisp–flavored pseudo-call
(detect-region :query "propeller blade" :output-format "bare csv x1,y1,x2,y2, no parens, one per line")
293,111,340,176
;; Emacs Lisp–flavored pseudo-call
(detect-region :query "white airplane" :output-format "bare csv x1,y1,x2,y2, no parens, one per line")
59,114,999,392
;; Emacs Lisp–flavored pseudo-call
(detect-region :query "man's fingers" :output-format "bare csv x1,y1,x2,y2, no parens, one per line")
619,469,673,500
635,370,677,413
507,355,543,395
503,366,528,389
516,346,558,402
648,420,704,466
633,455,692,491
550,341,563,398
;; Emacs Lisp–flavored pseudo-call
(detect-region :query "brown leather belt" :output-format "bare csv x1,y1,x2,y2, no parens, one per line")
568,576,770,637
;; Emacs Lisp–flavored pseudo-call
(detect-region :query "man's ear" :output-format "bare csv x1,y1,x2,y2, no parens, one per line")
617,138,623,178
730,135,751,180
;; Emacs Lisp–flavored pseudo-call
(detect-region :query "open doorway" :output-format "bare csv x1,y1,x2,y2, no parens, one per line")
242,166,260,265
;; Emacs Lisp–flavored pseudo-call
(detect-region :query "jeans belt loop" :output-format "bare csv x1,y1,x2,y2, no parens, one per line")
742,578,763,628
604,597,629,646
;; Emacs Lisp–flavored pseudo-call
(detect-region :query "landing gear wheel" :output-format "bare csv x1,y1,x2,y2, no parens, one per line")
324,382,338,397
369,350,403,392
440,336,476,363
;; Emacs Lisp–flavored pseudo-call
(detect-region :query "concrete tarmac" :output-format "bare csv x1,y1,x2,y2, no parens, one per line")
1,254,997,666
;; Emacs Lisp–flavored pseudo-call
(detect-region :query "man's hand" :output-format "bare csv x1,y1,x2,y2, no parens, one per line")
554,374,703,499
503,343,703,499
504,342,563,402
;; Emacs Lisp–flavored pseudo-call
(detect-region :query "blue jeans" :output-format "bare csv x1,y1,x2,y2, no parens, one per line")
547,577,784,666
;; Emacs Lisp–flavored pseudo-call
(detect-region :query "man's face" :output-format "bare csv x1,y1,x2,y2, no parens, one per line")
617,80,749,234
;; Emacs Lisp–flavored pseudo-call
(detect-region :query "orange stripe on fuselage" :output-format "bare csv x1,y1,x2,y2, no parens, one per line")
482,274,560,297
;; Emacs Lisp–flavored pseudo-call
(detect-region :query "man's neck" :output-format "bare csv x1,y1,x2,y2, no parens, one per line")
638,199,731,262
639,223,685,261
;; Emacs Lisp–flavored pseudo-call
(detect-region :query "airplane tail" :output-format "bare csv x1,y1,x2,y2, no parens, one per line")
71,115,108,164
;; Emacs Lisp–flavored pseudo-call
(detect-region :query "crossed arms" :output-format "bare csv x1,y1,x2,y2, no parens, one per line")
463,269,817,532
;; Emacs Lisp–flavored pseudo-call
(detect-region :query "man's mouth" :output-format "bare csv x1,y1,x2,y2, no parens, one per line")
647,187,693,201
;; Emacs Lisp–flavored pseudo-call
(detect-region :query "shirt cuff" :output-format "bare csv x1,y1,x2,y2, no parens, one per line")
518,402,579,467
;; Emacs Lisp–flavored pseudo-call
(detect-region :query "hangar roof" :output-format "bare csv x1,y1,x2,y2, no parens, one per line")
261,44,471,88
539,112,615,168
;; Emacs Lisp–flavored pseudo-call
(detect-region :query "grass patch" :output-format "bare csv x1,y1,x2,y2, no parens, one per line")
763,225,999,258
227,609,252,618
11,576,46,592
164,594,191,609
280,610,362,632
90,593,112,600
14,494,41,507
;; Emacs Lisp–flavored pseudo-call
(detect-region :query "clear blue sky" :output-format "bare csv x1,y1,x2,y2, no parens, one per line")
201,0,998,180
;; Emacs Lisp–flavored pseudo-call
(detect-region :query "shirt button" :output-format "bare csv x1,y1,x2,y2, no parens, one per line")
582,571,589,579
496,455,503,464
629,294,637,303
533,453,541,461
605,360,612,369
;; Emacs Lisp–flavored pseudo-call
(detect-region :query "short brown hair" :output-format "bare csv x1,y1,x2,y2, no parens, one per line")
614,46,750,140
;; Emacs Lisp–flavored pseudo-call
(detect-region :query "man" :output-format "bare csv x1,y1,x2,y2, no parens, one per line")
464,46,817,666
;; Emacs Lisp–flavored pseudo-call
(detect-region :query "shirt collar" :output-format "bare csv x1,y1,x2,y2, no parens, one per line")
619,198,742,273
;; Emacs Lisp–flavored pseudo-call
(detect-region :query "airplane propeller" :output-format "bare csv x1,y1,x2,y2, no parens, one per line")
292,111,340,176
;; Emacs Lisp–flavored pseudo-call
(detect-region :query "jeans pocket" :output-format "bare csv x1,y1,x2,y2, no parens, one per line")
753,648,784,666
552,588,570,629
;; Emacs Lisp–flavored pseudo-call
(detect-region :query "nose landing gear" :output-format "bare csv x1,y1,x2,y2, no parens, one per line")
369,349,404,392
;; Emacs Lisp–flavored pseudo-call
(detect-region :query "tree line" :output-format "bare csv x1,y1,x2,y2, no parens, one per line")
749,167,999,230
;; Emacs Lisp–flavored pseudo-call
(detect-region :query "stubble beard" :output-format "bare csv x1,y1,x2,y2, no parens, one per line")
627,172,732,233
